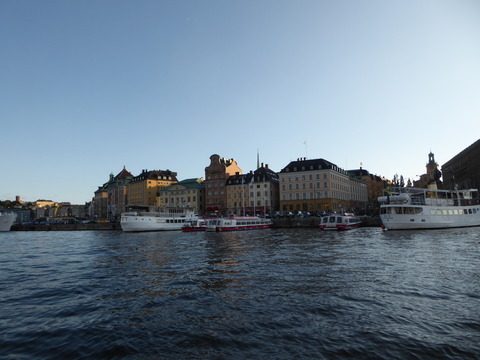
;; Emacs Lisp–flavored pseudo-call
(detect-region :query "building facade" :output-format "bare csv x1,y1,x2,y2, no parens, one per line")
157,178,205,215
278,158,368,214
205,154,242,215
347,168,386,215
442,139,480,190
93,185,108,220
106,167,133,221
126,169,178,206
247,164,279,215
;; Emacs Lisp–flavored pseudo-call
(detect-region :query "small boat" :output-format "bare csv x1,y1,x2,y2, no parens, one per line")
182,217,211,232
120,206,198,232
378,184,480,230
319,213,361,230
0,211,16,232
205,216,272,232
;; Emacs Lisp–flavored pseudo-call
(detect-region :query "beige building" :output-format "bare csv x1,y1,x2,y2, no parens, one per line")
278,158,368,214
127,169,178,206
157,178,205,215
226,163,279,215
347,168,387,214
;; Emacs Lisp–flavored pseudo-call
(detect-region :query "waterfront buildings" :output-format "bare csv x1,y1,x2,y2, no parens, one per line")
126,169,178,207
347,168,386,214
278,158,368,214
157,178,205,215
442,139,480,190
107,167,133,221
205,154,242,215
226,163,279,215
93,184,108,220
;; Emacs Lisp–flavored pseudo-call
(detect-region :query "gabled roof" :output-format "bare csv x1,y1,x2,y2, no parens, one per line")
279,158,339,173
114,166,133,180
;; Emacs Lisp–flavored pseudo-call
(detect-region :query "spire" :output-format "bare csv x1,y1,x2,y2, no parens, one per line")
257,148,260,169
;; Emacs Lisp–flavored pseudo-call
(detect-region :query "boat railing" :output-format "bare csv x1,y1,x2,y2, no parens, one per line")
384,187,480,207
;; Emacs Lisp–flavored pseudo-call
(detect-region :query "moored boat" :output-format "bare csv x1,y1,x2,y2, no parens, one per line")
378,184,480,230
319,213,361,230
120,206,197,232
0,211,16,232
182,217,213,232
205,216,272,232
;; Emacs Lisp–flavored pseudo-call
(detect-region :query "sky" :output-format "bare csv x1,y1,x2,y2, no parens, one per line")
1,0,479,204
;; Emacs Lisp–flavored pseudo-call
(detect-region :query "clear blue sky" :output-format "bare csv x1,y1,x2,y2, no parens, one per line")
2,0,479,204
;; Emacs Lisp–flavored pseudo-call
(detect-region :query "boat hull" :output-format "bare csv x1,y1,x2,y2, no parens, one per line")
380,205,480,230
205,216,272,232
0,213,16,232
120,212,197,232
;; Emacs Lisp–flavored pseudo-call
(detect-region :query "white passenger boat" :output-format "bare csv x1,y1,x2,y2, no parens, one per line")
378,184,480,230
319,213,361,230
205,216,272,232
120,206,197,232
0,211,16,232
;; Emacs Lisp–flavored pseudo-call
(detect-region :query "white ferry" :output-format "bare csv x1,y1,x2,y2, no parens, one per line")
205,216,272,232
319,213,361,230
120,206,197,232
378,184,480,230
0,211,16,232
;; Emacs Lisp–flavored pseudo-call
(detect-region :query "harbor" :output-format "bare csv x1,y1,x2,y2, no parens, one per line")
9,216,382,231
1,228,479,359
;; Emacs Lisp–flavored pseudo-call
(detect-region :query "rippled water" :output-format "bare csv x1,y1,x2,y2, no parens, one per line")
1,228,479,359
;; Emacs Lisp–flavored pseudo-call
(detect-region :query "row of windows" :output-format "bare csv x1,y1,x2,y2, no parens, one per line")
381,207,480,215
429,208,479,215
207,190,225,196
282,191,330,200
230,200,270,207
163,197,197,203
207,182,225,188
228,191,271,198
282,173,328,182
283,182,329,190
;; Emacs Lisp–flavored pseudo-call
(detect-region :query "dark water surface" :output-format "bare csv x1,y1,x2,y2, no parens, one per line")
1,228,479,359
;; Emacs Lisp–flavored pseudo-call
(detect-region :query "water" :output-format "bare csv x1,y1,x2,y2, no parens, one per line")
1,228,479,359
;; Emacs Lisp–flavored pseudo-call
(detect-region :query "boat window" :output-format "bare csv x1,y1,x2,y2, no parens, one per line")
464,209,468,214
473,209,477,214
448,210,453,215
469,209,473,214
336,217,342,223
437,210,442,215
329,216,336,223
430,210,436,215
443,210,448,215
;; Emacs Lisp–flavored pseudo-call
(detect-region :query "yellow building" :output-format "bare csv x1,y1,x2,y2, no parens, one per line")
126,169,178,206
34,200,56,208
